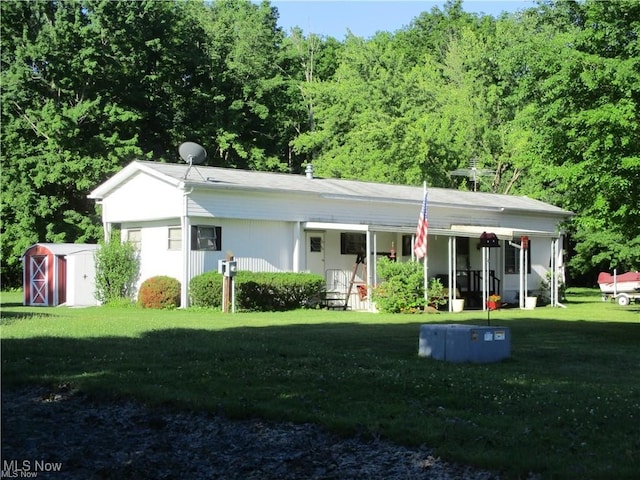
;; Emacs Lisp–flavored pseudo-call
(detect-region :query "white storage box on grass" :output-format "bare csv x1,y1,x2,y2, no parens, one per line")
418,324,511,363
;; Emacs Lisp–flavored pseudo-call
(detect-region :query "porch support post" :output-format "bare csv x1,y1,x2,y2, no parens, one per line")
292,222,301,272
103,222,112,241
519,243,525,308
180,189,192,308
366,230,374,311
448,237,453,311
482,246,488,311
453,237,457,307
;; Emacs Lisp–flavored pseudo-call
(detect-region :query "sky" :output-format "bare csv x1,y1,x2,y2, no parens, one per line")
270,1,537,39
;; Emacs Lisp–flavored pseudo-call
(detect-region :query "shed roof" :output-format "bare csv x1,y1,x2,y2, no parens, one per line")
89,160,572,217
23,243,99,258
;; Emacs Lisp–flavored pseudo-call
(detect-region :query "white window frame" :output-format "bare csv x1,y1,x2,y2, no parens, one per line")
168,227,182,251
126,229,141,251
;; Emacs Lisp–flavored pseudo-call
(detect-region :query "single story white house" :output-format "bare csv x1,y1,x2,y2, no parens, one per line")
88,160,572,310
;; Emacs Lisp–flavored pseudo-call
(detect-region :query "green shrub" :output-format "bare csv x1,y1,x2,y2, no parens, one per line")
137,276,181,309
189,271,223,308
372,257,428,313
189,271,324,311
236,272,324,311
94,233,139,304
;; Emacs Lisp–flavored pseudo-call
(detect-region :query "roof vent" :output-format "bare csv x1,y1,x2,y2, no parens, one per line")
305,164,314,179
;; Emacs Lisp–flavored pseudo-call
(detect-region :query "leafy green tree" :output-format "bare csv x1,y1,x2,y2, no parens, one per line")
0,0,289,286
1,0,141,286
522,0,640,276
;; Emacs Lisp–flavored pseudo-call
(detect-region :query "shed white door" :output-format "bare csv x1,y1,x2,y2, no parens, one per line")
67,252,97,306
30,255,48,306
306,232,325,275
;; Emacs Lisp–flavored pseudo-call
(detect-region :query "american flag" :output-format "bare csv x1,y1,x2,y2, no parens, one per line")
413,191,428,260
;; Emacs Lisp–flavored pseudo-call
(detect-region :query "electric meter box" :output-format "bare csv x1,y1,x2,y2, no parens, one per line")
418,324,510,363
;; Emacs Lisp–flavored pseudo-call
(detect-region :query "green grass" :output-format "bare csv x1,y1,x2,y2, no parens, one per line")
2,289,639,479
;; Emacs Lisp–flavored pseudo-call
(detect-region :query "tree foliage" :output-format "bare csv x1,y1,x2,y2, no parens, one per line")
1,0,638,287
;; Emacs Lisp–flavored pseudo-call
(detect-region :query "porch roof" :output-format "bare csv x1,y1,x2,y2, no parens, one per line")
304,223,562,239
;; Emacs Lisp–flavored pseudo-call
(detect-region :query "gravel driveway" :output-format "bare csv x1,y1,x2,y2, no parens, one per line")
2,384,505,479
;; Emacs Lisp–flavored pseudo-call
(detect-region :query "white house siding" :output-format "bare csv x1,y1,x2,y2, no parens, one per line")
124,218,295,294
188,218,294,277
122,222,183,291
188,188,420,228
102,173,183,223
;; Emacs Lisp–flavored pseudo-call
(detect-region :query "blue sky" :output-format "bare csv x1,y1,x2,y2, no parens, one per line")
271,1,537,39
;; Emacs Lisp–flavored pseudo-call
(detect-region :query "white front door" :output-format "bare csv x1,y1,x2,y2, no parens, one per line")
306,232,325,275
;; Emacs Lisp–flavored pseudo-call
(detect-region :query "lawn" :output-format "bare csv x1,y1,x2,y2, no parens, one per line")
1,289,639,479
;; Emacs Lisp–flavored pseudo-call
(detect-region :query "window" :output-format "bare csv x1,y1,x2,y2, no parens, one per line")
456,237,470,270
310,236,322,252
191,226,221,251
168,227,182,250
340,232,366,255
402,235,412,256
505,240,531,274
126,229,141,250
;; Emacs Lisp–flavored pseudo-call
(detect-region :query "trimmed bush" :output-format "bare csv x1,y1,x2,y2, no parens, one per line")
137,276,181,309
236,272,324,311
189,271,223,308
189,271,324,311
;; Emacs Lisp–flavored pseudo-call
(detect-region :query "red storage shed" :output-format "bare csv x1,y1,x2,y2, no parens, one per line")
22,243,98,306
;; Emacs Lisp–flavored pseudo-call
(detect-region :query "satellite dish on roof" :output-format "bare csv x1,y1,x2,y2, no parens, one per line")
179,142,207,165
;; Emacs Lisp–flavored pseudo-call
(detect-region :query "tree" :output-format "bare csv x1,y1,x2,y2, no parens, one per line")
1,0,141,286
522,0,640,277
0,0,290,286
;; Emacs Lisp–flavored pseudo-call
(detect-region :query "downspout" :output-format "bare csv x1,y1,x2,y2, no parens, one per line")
181,188,193,308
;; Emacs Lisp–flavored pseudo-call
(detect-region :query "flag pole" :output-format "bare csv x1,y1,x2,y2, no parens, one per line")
413,181,429,306
423,181,428,303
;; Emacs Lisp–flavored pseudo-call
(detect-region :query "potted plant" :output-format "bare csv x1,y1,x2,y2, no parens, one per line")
487,294,501,310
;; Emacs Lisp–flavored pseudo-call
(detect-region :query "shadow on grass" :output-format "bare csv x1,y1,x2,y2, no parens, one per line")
3,319,640,478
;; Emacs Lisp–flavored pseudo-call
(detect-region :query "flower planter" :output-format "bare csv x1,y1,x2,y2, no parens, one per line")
525,296,537,310
452,298,465,313
487,301,499,311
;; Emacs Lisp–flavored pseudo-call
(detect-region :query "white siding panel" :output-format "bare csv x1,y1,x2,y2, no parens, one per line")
186,218,295,276
188,190,561,235
189,190,420,227
126,222,183,290
224,219,294,272
102,173,183,223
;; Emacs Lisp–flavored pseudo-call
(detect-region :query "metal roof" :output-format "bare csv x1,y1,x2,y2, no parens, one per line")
89,160,572,217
